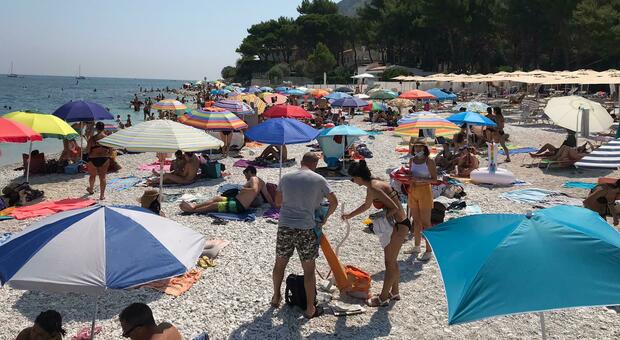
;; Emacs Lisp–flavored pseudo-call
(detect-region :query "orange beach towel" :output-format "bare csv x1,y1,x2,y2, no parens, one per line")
140,269,201,297
10,198,97,220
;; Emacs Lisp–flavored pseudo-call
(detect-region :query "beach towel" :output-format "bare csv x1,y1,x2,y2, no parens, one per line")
0,207,16,216
140,269,201,297
233,159,296,169
108,176,142,191
202,239,231,259
501,188,559,204
0,233,11,245
364,130,383,135
371,212,393,248
464,205,482,215
10,198,96,220
138,160,171,172
262,207,280,220
207,211,256,222
562,181,597,190
498,147,538,155
245,141,264,148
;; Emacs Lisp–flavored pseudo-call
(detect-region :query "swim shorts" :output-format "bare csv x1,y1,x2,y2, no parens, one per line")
276,226,319,262
217,197,245,213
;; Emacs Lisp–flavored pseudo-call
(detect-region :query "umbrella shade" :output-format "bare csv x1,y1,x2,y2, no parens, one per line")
330,97,369,108
242,86,260,93
275,86,290,92
213,100,254,114
261,93,288,105
259,86,273,92
245,118,319,145
575,139,620,169
0,118,43,143
52,100,114,122
151,99,187,111
335,87,354,93
424,206,620,325
210,89,230,95
399,89,436,100
318,125,369,137
229,93,267,114
284,89,306,96
387,98,414,108
368,89,398,100
179,108,248,131
0,205,205,295
98,119,223,152
325,92,352,100
453,101,489,113
426,88,457,101
544,96,613,133
396,112,460,137
447,111,497,127
309,89,329,98
263,105,312,119
4,111,79,140
363,102,388,112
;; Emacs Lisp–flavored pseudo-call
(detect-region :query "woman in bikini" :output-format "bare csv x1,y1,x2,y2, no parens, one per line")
343,160,410,307
86,122,111,200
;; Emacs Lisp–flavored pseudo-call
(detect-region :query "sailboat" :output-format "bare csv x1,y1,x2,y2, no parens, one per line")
76,65,85,80
7,61,17,78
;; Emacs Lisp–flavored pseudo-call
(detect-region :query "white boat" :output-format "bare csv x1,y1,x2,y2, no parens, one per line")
7,61,17,78
76,65,85,79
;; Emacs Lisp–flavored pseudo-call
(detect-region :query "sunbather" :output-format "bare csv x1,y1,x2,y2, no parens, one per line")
119,303,181,340
451,146,479,178
530,130,577,157
180,166,273,214
148,152,199,186
435,142,458,172
257,144,287,162
584,179,620,225
547,143,591,162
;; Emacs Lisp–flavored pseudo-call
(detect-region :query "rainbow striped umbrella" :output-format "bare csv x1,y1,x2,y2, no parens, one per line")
213,100,254,114
179,107,248,131
151,99,187,111
395,112,460,137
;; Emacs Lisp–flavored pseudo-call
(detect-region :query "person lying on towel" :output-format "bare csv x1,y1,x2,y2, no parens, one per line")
180,166,274,214
147,152,199,186
256,144,287,162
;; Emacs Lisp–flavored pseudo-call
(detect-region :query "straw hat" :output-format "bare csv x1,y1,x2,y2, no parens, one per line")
139,189,160,208
411,137,429,146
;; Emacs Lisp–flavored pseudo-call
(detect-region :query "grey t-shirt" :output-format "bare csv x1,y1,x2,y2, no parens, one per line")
278,168,332,229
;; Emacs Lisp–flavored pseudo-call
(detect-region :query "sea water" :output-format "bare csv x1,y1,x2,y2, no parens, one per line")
0,75,187,166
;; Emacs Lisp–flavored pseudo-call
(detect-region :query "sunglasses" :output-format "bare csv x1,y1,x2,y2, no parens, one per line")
122,323,144,338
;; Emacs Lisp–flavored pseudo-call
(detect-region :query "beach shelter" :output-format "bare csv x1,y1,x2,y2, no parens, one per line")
284,89,306,96
575,139,620,169
310,89,329,98
263,104,313,119
317,125,368,168
453,101,489,113
259,86,273,92
98,120,223,195
447,111,496,145
0,118,43,181
179,107,248,131
325,92,352,100
368,89,398,100
275,86,290,93
395,112,460,137
423,206,620,338
0,205,205,339
544,96,613,134
229,93,267,114
399,89,435,100
213,100,254,115
245,118,319,179
330,97,369,108
426,88,457,101
261,93,288,105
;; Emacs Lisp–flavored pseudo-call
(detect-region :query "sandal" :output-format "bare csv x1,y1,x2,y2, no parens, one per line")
366,294,390,307
212,218,228,225
303,306,324,319
389,293,401,301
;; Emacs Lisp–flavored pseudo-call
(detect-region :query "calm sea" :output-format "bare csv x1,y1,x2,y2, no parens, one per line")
0,75,187,166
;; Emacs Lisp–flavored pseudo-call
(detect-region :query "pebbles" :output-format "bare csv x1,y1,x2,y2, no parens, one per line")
0,116,619,339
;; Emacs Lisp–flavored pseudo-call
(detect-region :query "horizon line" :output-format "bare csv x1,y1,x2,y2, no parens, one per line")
2,72,197,82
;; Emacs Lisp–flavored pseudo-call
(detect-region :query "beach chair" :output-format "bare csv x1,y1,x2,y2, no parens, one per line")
538,158,578,171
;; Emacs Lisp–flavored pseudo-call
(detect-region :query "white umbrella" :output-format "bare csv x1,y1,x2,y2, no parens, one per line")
544,96,613,134
354,93,370,99
351,73,375,79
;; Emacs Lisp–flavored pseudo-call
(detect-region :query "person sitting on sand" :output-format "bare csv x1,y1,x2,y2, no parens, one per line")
119,303,181,340
257,145,287,162
451,146,479,178
139,189,165,217
16,310,66,340
584,179,620,225
148,152,199,186
435,142,458,172
59,139,80,162
180,166,273,214
170,150,186,175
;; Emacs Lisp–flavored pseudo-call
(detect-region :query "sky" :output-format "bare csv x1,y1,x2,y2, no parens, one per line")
0,0,301,80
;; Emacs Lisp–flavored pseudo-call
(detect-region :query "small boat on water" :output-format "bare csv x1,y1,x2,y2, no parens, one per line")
7,61,17,78
76,64,86,80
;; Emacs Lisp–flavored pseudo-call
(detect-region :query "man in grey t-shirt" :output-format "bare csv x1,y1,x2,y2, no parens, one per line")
271,152,338,319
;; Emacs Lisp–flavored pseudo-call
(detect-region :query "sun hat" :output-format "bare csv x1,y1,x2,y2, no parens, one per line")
138,189,160,208
411,137,429,146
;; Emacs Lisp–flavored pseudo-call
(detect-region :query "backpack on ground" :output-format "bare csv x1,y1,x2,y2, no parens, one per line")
285,274,316,310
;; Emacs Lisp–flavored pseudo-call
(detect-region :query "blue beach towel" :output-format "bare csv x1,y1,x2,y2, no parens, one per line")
364,130,383,135
562,181,597,190
108,176,142,191
501,188,559,204
499,147,538,155
207,210,256,222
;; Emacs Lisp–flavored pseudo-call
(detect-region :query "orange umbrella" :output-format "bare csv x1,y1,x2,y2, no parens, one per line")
399,90,436,100
310,89,329,98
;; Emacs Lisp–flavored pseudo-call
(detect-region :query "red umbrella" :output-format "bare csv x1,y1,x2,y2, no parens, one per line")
399,89,436,100
0,117,43,143
263,105,313,119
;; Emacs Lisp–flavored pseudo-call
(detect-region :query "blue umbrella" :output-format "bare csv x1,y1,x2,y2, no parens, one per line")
275,86,290,93
210,89,230,95
318,125,369,137
325,92,352,100
259,86,274,92
242,86,260,94
330,97,369,108
317,125,368,168
426,88,457,101
424,206,620,337
284,89,306,96
447,111,496,127
52,100,114,122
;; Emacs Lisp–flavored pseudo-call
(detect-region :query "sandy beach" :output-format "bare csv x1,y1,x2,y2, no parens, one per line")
1,110,619,340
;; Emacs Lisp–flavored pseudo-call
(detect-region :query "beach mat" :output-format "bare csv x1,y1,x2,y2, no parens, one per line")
207,211,256,222
138,160,171,172
10,198,97,220
562,181,597,190
108,176,142,191
233,159,296,169
499,147,538,155
140,269,201,297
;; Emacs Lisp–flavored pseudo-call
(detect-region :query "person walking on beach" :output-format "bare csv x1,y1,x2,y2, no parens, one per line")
405,137,437,261
86,122,112,200
343,160,410,307
271,152,338,319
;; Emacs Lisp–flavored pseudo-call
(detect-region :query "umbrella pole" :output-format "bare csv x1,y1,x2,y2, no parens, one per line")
538,312,547,340
466,123,471,147
279,144,283,181
159,158,164,200
90,297,98,340
26,140,32,182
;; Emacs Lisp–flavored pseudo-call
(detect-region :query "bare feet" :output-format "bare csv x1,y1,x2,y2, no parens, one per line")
99,195,105,200
179,201,195,213
86,187,94,195
303,305,324,319
270,294,281,308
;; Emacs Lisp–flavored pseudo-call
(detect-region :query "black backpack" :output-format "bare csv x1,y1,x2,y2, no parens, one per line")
285,274,316,310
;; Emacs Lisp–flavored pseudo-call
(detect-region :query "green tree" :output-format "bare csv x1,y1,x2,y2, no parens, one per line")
221,66,237,80
382,66,411,81
306,42,337,80
297,0,339,15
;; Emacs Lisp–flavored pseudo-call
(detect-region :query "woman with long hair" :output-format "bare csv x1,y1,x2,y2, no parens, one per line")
488,106,510,162
86,121,111,200
343,160,411,306
16,310,66,340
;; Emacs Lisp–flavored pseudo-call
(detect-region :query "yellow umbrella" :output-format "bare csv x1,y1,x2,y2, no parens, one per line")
229,93,266,114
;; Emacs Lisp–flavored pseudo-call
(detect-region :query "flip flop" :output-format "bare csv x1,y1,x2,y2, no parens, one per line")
212,218,228,225
366,295,390,307
303,306,324,319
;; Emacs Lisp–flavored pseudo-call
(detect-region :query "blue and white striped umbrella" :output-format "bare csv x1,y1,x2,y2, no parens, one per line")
0,205,206,295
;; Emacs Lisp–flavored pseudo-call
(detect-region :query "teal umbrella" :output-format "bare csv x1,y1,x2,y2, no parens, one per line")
424,206,620,338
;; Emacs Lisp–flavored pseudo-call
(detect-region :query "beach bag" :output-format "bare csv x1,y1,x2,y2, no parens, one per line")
221,188,239,198
431,202,447,225
285,274,315,310
202,162,222,179
345,265,371,299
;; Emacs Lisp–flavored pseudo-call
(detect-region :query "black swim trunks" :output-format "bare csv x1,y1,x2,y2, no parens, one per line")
89,157,109,168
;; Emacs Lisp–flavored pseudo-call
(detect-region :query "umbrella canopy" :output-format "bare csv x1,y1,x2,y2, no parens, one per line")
210,89,230,96
544,96,613,133
310,89,329,98
179,107,248,131
0,118,43,143
363,102,388,112
261,93,288,105
335,87,354,93
317,126,366,167
245,118,319,145
151,99,187,111
325,92,352,100
318,125,369,137
99,119,223,152
395,112,461,137
354,94,370,99
387,98,414,108
242,86,260,93
351,73,375,79
575,139,620,169
213,99,254,114
275,86,290,92
0,205,205,295
229,93,267,114
259,86,273,92
263,105,312,119
453,101,489,113
330,97,369,108
284,89,306,96
424,206,620,325
399,89,436,100
447,111,497,127
52,100,114,122
426,88,457,101
4,111,79,140
368,89,398,100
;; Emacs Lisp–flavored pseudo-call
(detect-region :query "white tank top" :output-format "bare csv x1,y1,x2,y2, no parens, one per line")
411,161,431,179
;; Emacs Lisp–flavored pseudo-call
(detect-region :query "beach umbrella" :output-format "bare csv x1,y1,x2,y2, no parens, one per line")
210,89,230,96
0,117,43,143
335,87,354,93
447,111,496,127
396,112,461,137
261,93,288,105
284,89,306,96
151,99,187,111
99,120,223,194
310,89,329,98
423,206,620,338
544,96,613,134
213,99,254,115
246,118,319,179
426,88,457,101
0,205,205,339
275,86,290,92
259,86,273,92
179,107,248,131
363,102,388,112
368,89,398,100
242,86,260,93
387,98,414,109
325,92,352,100
52,100,114,122
330,97,369,108
575,139,620,169
317,125,368,169
229,93,267,114
354,93,370,99
399,89,436,100
453,101,489,113
263,104,313,119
